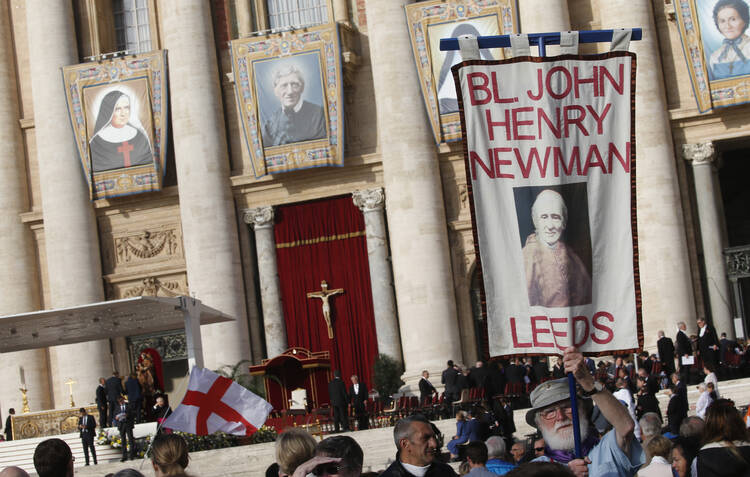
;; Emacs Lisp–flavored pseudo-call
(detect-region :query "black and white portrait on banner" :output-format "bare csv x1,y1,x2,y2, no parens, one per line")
254,52,327,147
696,0,750,80
514,184,593,308
427,15,501,114
84,79,154,173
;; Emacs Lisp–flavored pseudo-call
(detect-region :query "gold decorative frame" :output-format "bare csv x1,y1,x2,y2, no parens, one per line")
405,0,518,143
62,51,169,200
230,24,345,177
675,0,750,112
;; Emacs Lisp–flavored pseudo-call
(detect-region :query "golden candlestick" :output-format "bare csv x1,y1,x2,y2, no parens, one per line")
65,378,77,408
19,386,30,414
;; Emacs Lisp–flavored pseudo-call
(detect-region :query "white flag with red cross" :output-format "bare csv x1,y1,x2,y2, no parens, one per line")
162,367,272,436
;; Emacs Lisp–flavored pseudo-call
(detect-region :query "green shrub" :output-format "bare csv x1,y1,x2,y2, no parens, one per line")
372,354,404,403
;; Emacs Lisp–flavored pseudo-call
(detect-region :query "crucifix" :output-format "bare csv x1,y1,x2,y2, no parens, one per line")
307,280,344,339
65,378,77,408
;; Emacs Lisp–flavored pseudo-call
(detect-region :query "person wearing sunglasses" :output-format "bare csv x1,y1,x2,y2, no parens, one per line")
291,435,364,477
525,347,645,477
532,438,545,458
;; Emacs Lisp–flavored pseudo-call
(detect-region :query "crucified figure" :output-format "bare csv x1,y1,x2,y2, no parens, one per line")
307,280,344,339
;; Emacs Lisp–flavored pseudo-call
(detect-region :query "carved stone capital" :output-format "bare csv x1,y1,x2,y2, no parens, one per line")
682,142,716,166
243,206,275,229
352,188,385,212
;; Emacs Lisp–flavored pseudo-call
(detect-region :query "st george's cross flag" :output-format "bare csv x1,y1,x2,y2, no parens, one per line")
162,367,272,436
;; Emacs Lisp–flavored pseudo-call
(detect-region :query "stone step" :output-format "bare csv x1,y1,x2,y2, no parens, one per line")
0,423,157,475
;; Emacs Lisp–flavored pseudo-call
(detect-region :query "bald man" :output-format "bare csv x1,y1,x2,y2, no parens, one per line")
0,467,30,477
522,190,592,307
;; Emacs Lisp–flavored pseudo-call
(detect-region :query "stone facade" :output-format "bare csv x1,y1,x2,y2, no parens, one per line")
0,0,747,416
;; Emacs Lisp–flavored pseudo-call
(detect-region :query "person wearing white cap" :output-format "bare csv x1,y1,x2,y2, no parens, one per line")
526,346,645,476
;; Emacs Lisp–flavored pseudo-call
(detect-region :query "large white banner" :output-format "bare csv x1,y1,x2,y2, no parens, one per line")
454,53,641,356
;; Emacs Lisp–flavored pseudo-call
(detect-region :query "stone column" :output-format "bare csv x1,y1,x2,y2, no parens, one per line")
332,0,350,23
518,0,570,55
353,188,402,362
161,1,251,369
599,3,697,349
364,0,461,383
244,207,287,357
26,0,111,408
0,0,51,414
683,143,734,338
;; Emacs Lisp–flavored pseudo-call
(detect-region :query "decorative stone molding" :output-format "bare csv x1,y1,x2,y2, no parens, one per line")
243,206,275,229
121,276,186,298
114,229,180,264
129,330,187,362
682,142,716,166
725,245,750,280
352,188,385,212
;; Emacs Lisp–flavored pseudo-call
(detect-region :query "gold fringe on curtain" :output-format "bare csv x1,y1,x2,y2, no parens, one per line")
275,230,366,249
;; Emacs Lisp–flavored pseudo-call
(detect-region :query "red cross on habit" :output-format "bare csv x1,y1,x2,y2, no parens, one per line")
181,375,258,435
118,141,134,167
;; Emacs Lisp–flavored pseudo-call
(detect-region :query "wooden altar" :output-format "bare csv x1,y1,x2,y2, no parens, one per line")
249,348,331,411
10,405,98,440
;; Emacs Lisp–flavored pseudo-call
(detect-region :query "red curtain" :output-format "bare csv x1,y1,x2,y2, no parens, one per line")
274,196,378,400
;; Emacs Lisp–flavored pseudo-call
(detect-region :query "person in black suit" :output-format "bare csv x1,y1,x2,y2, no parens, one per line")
468,361,488,389
95,377,107,429
4,408,14,441
105,371,125,427
419,370,438,405
657,330,675,375
328,370,349,432
441,360,460,405
675,322,693,384
697,317,720,368
505,358,525,388
349,374,369,430
114,396,136,461
666,373,688,434
78,407,97,465
125,372,142,423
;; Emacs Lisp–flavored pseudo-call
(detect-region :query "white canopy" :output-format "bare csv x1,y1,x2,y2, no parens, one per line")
0,296,233,368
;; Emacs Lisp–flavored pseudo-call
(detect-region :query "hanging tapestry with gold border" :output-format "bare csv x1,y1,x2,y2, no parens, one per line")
230,24,345,177
675,0,750,112
62,51,169,200
405,0,518,143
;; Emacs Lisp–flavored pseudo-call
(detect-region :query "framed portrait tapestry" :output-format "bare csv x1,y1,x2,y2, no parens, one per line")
675,0,750,112
62,51,169,200
230,23,345,177
405,0,518,143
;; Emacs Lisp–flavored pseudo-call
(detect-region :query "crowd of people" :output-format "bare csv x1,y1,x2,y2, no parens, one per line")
5,318,750,476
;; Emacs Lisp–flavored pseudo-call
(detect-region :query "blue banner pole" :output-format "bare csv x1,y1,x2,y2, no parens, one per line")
567,373,583,459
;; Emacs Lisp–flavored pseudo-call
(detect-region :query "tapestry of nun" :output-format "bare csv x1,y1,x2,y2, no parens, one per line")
89,90,153,172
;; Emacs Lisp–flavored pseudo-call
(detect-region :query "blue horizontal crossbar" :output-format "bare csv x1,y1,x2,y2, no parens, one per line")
439,28,642,51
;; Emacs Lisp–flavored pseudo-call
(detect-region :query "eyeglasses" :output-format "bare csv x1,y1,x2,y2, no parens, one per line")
539,403,573,421
312,464,342,476
534,447,545,452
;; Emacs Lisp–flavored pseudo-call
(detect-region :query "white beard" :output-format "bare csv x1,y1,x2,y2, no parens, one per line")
539,414,590,451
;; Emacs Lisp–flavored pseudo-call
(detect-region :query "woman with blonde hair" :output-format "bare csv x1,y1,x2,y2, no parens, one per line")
636,435,673,477
275,428,317,477
151,433,190,477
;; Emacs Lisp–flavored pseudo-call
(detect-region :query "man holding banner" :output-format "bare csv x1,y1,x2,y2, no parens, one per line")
525,347,643,475
451,29,646,477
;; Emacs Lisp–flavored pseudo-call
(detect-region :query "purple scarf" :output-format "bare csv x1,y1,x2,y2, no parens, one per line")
544,431,600,464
